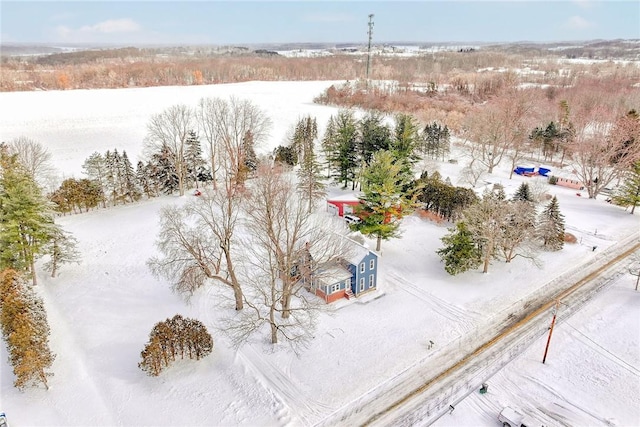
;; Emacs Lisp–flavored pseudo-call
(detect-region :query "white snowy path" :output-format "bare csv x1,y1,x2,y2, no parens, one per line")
0,82,638,426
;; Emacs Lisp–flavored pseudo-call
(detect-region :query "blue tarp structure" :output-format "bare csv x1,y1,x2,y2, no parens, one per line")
538,167,551,177
513,166,552,176
514,166,535,175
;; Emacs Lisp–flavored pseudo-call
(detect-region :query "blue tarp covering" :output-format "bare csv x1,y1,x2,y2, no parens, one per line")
538,167,551,176
513,166,552,176
514,167,535,175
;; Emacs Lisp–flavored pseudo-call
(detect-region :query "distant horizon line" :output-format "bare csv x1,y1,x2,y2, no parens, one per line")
2,38,639,49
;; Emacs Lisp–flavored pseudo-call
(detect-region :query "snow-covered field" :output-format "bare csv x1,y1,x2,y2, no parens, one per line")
0,82,639,426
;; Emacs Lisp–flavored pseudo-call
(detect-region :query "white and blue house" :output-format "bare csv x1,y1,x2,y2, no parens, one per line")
306,240,378,304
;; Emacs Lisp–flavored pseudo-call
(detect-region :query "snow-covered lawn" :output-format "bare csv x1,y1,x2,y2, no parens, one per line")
0,82,638,426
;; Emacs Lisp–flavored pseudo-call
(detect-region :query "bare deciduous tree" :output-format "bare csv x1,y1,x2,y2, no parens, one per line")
144,104,193,196
222,164,351,348
195,96,271,190
7,136,56,189
147,182,245,310
465,88,535,175
567,105,640,198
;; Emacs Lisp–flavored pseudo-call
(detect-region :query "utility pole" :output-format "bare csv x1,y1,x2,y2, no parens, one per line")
542,299,564,364
366,14,374,83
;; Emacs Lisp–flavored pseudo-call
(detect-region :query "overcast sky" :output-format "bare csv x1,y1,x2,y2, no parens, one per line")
1,1,639,46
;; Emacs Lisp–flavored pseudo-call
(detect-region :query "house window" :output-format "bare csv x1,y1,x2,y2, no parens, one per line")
360,262,365,273
369,259,375,270
330,283,340,293
369,275,375,287
359,278,365,291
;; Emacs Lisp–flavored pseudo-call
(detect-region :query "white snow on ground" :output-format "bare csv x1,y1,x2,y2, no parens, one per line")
0,82,639,426
432,272,640,427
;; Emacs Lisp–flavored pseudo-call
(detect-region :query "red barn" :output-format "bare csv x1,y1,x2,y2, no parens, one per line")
326,194,362,217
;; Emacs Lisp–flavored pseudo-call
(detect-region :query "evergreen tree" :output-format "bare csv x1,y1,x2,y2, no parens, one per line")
295,117,326,213
42,225,81,278
273,145,297,167
321,115,338,178
121,151,141,203
359,112,391,165
436,222,482,275
536,196,565,251
613,160,640,214
513,182,534,202
241,130,258,182
104,150,120,205
391,113,420,168
324,110,359,189
136,161,155,199
0,145,55,285
292,116,318,165
0,269,55,389
354,150,415,251
421,122,451,161
184,130,205,189
149,145,179,195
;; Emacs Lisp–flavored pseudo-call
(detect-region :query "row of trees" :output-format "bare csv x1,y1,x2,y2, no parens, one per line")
414,171,478,222
0,269,55,389
139,314,213,376
322,77,640,203
437,184,565,275
319,111,450,191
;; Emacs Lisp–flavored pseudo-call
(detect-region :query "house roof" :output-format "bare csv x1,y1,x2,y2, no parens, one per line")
317,264,352,286
344,244,373,266
327,193,361,203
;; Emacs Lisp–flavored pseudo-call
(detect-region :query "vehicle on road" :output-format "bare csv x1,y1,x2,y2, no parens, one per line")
498,406,537,427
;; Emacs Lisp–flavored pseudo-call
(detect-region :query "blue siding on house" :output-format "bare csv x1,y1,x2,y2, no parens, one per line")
346,251,378,295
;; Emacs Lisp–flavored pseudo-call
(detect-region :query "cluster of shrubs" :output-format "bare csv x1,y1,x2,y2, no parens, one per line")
139,314,213,376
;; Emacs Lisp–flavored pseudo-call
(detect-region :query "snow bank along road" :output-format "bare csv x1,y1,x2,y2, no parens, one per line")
316,232,640,427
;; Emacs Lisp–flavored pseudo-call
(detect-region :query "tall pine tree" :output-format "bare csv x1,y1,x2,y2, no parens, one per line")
536,195,565,251
354,150,415,251
513,182,534,202
436,222,482,275
0,145,55,285
613,160,640,214
120,151,141,203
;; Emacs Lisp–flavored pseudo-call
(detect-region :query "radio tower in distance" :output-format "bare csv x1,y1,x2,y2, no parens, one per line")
366,14,374,84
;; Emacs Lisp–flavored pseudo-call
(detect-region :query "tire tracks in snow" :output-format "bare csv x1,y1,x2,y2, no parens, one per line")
236,344,334,426
387,271,479,335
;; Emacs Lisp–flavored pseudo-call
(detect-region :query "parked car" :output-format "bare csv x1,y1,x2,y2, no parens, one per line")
344,214,361,225
0,412,8,427
498,406,537,427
